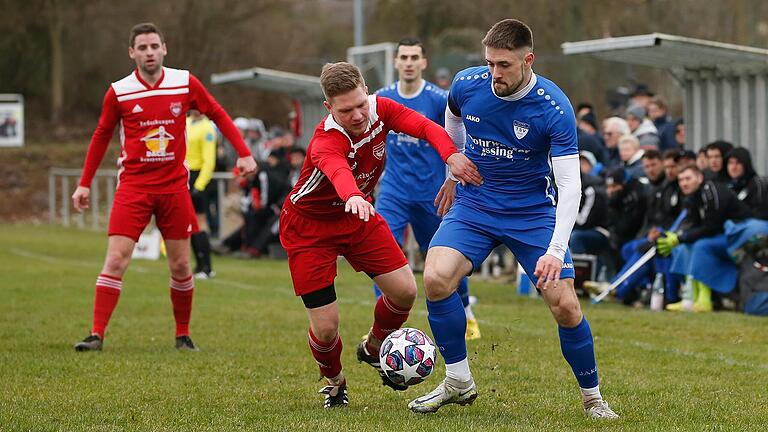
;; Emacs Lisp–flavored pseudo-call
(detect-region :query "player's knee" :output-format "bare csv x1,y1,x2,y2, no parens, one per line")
397,281,417,308
168,255,191,277
550,296,582,327
423,267,454,300
103,250,130,275
312,320,340,343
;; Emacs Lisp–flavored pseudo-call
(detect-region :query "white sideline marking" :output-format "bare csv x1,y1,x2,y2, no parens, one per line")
8,247,150,273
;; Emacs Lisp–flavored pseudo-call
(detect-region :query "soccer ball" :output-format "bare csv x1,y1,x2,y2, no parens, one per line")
379,327,437,387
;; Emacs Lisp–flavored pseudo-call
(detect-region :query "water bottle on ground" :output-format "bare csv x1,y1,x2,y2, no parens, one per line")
650,272,665,311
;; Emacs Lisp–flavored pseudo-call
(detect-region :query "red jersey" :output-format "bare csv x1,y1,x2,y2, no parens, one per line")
79,67,250,193
286,95,457,219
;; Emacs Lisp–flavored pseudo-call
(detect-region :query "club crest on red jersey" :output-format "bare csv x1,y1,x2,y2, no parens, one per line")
373,141,386,160
170,102,182,117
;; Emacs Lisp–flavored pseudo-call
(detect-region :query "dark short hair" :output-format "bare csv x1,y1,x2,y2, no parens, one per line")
320,62,365,100
642,149,662,161
397,37,425,57
676,150,696,162
680,164,702,176
129,23,164,48
289,147,306,156
705,140,734,157
482,19,533,51
649,96,668,111
663,149,680,161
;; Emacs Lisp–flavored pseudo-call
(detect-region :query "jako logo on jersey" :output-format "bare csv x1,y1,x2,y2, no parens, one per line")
169,102,182,117
373,141,385,160
465,114,480,123
513,120,530,139
132,104,144,113
562,262,574,269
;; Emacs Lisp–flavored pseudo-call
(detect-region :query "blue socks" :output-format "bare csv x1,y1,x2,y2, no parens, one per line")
373,283,382,299
558,317,599,389
426,292,467,364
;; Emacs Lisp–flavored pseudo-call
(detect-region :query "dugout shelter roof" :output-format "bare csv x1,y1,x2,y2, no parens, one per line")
211,67,324,99
561,33,768,76
211,67,325,148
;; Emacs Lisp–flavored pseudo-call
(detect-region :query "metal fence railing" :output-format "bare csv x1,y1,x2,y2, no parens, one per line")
48,168,234,235
48,167,511,280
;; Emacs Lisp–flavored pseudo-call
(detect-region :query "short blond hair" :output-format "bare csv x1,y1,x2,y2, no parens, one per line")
320,62,365,100
618,134,640,150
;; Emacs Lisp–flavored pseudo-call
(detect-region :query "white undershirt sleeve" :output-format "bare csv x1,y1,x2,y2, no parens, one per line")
547,154,582,262
444,105,466,181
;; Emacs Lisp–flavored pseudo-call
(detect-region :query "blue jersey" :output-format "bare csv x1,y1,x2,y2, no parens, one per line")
376,80,448,202
448,66,579,212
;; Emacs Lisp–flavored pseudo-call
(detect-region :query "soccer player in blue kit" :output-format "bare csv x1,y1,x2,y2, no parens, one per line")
408,19,618,419
373,38,481,341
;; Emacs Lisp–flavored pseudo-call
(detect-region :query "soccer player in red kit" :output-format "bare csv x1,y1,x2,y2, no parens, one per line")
280,62,482,408
71,23,257,352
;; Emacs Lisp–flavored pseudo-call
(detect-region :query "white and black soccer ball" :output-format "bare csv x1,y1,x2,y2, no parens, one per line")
379,327,437,387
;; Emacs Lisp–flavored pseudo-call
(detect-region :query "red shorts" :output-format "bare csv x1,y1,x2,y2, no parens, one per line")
279,202,408,296
108,188,198,242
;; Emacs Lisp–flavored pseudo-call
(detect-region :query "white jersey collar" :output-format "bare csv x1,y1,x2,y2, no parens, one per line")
397,79,426,99
492,72,537,102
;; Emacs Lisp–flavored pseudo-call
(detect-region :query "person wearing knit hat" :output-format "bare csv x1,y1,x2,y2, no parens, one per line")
624,104,659,149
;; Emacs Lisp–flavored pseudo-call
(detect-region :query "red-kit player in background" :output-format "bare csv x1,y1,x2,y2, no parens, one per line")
280,62,482,408
71,23,257,352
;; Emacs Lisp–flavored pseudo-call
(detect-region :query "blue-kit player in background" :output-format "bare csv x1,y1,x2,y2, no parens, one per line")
375,37,480,340
408,19,618,419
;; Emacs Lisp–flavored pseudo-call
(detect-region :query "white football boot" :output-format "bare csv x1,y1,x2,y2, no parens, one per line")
408,376,477,413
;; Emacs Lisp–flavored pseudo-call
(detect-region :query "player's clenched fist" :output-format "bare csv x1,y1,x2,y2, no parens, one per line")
72,186,91,212
236,156,258,176
446,153,483,186
345,195,375,222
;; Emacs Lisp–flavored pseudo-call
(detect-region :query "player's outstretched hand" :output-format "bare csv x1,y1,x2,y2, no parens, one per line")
446,153,483,186
72,186,91,212
236,156,258,176
434,178,457,217
345,195,375,222
534,254,562,291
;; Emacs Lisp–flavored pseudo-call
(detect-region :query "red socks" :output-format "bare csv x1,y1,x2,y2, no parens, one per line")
91,274,122,338
308,328,343,379
170,275,194,337
370,295,410,347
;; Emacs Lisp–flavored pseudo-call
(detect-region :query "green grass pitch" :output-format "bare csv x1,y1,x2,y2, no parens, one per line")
1,224,766,431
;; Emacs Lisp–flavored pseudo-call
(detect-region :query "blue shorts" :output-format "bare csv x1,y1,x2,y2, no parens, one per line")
430,202,575,284
376,192,441,254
